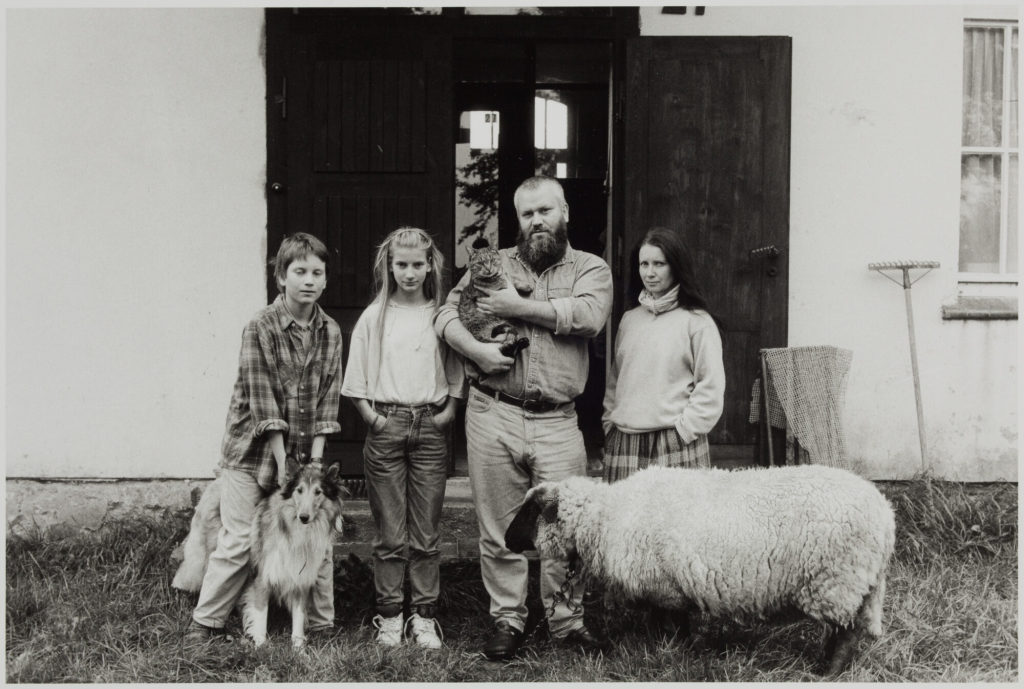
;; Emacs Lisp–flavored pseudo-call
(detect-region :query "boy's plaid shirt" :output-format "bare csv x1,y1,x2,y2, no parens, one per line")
220,296,343,492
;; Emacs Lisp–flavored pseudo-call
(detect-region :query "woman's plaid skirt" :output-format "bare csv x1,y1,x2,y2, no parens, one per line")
602,426,711,483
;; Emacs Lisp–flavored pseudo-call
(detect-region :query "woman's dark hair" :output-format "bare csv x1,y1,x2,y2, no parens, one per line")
628,226,724,329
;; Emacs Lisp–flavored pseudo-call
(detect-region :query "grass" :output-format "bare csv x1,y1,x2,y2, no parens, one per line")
5,479,1018,682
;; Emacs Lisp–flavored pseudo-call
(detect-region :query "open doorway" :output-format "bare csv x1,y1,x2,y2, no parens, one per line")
450,39,612,471
264,10,794,478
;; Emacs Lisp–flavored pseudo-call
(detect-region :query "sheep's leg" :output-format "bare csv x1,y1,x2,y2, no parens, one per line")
647,606,691,640
821,624,861,676
822,575,886,674
858,576,886,638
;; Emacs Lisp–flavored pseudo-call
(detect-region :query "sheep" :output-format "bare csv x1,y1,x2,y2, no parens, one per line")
504,464,896,675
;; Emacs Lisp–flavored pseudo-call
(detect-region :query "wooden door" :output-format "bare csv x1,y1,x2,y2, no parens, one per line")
266,11,453,474
624,37,791,462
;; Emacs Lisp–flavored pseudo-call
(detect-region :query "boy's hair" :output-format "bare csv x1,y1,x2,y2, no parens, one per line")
370,227,445,310
274,233,330,292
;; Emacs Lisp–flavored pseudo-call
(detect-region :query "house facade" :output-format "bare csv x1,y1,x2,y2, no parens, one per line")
6,5,1018,486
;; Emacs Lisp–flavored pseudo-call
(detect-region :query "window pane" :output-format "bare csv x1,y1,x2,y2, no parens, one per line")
1008,154,1018,273
962,27,1004,147
1011,29,1019,148
533,88,608,179
959,154,1002,272
455,110,500,269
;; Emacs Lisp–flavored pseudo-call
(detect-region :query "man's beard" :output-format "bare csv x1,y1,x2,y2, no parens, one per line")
517,219,569,273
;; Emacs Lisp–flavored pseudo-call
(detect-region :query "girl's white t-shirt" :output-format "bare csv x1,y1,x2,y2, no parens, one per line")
375,302,440,405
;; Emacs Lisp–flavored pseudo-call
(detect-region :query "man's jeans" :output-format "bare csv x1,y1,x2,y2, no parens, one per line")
363,404,449,615
192,468,334,629
465,386,588,638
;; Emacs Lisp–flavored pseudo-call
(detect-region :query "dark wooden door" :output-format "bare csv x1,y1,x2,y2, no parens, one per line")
266,11,453,474
624,37,791,462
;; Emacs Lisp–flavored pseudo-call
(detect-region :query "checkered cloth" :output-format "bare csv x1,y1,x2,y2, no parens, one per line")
749,346,852,469
603,427,711,483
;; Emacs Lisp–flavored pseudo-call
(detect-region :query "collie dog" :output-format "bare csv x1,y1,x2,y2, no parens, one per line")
172,458,345,647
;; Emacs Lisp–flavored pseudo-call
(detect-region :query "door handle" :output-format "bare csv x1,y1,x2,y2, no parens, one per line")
749,244,780,259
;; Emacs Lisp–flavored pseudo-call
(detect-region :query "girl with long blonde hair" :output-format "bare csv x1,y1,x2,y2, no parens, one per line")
341,227,464,649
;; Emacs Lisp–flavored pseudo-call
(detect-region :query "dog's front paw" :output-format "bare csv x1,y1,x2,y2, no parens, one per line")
251,635,268,648
291,635,306,649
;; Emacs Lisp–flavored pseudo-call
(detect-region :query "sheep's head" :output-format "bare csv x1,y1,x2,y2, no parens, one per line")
504,483,574,560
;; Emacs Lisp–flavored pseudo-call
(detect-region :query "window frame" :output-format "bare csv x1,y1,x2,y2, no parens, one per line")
958,18,1019,284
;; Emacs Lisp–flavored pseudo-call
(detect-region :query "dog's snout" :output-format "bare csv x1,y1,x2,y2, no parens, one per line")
299,514,310,524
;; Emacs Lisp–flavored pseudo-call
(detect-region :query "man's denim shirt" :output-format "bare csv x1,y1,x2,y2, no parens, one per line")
434,245,613,405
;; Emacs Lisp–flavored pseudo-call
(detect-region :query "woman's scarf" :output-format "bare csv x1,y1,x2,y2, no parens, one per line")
638,284,680,315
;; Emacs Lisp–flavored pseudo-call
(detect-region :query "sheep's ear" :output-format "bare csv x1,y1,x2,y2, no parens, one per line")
505,487,546,553
539,486,559,524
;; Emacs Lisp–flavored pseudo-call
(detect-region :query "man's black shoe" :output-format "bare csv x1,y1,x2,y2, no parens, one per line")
559,626,611,656
483,619,523,661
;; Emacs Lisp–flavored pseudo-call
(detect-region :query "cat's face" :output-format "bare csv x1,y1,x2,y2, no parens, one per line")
469,248,502,281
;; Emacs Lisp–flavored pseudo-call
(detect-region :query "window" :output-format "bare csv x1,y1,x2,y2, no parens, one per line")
959,20,1018,278
454,110,501,269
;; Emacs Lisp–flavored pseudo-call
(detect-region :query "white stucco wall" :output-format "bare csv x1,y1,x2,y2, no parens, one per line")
641,4,1019,480
6,9,267,478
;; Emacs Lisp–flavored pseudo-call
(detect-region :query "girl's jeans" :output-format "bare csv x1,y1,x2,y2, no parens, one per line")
363,403,449,617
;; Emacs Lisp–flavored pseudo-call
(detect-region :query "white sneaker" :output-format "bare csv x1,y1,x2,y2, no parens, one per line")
372,613,403,647
406,613,443,650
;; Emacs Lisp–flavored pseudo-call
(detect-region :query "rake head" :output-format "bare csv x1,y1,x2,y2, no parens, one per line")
868,260,940,270
868,260,940,287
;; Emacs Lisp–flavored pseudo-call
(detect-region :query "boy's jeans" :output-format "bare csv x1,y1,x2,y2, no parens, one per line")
464,387,588,638
192,467,334,629
363,404,449,615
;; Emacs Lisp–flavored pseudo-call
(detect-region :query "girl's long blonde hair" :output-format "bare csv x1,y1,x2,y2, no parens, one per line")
368,228,446,391
370,226,445,310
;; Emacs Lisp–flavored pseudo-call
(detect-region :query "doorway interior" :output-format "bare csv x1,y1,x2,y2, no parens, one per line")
450,38,614,471
264,9,790,478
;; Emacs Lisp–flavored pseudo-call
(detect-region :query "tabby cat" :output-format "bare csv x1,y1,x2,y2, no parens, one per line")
458,238,531,363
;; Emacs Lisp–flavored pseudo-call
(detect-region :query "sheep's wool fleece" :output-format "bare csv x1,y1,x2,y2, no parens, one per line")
538,465,896,630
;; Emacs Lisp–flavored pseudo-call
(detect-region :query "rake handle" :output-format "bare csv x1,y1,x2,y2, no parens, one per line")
901,267,928,471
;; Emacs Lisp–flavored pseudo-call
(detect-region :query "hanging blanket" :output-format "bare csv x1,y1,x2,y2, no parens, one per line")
749,346,853,469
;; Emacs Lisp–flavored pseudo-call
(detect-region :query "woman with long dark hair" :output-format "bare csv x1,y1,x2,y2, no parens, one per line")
602,226,726,481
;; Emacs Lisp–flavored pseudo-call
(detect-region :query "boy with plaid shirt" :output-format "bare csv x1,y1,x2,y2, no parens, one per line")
186,233,344,642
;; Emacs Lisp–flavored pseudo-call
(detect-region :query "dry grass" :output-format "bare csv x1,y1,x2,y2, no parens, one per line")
5,479,1017,682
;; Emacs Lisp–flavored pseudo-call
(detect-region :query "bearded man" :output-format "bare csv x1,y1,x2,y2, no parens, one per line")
434,176,613,660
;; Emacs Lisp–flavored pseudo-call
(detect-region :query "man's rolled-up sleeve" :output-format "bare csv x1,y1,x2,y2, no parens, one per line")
434,270,469,340
550,256,613,337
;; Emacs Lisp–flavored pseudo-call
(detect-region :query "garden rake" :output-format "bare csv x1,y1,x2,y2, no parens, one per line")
868,260,939,472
